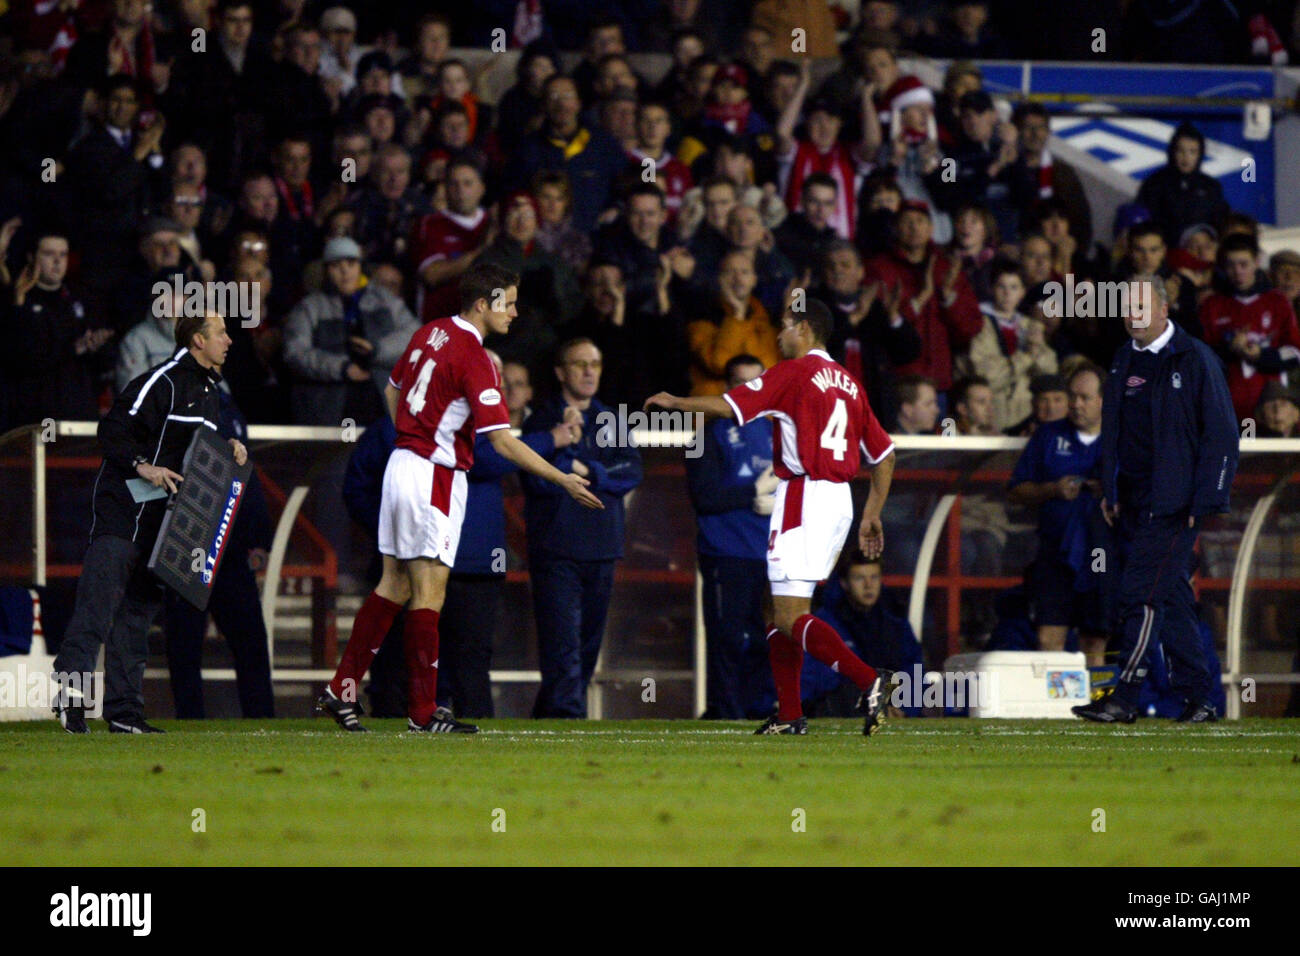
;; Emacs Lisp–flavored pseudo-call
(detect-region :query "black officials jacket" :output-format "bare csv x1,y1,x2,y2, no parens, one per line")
90,349,223,544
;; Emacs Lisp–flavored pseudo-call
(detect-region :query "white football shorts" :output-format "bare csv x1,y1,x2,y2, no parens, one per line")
377,448,468,564
767,476,854,598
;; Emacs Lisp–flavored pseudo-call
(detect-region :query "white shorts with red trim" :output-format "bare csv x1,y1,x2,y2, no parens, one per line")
377,447,468,564
767,476,854,598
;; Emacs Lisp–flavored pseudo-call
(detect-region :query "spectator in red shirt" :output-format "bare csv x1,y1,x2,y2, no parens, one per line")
625,101,693,228
865,201,982,397
411,159,493,322
1200,233,1300,422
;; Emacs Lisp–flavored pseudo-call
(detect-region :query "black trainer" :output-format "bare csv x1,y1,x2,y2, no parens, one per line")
753,715,808,735
409,707,479,733
1176,701,1219,723
53,701,89,735
317,687,367,732
857,669,894,737
1072,695,1138,724
107,716,165,734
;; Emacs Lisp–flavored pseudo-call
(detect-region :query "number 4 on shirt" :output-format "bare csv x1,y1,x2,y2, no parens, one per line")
820,398,848,460
406,350,436,417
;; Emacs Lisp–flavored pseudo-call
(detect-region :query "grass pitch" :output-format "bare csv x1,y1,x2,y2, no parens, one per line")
2,718,1296,866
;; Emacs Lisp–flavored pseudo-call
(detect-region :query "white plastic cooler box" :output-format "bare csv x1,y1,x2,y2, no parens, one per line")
942,651,1091,718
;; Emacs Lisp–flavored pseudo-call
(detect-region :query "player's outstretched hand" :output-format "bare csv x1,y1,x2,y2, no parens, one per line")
859,513,885,559
229,438,248,466
562,473,604,510
643,391,679,413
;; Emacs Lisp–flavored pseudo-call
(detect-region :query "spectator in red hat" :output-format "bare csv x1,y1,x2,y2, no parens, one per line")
865,201,982,396
700,63,771,138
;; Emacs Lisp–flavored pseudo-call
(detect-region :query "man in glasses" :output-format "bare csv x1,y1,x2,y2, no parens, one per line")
166,185,215,281
522,338,643,717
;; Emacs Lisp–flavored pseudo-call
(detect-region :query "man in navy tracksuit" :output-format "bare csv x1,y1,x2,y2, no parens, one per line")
523,338,642,717
686,355,775,719
1074,277,1238,723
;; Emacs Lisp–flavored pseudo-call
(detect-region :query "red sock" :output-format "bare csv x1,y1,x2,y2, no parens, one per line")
404,608,440,726
767,625,804,721
330,591,402,701
794,613,878,690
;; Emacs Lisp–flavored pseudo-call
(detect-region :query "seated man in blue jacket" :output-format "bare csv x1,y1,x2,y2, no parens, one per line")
805,550,923,717
523,337,643,717
686,353,777,719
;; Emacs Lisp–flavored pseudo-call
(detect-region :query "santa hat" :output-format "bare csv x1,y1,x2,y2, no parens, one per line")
888,75,934,113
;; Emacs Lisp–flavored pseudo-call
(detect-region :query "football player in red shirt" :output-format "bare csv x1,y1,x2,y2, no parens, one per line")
646,299,898,735
319,262,602,733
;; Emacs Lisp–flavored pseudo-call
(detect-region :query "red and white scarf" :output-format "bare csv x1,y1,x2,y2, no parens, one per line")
784,140,857,239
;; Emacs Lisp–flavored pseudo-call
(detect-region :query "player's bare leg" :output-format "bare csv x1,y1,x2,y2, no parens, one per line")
1080,631,1108,668
404,557,478,733
1037,625,1068,652
318,555,412,732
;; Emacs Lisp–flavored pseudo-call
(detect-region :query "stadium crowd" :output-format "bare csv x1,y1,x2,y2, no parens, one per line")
2,0,1299,718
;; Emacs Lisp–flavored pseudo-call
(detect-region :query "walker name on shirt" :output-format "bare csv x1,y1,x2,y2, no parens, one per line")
811,367,860,399
50,886,151,936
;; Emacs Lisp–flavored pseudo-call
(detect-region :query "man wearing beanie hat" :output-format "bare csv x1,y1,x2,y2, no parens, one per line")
1255,379,1300,437
281,236,419,424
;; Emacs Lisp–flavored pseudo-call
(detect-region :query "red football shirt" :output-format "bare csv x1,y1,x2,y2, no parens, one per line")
1200,289,1300,420
410,207,490,322
626,150,693,226
388,315,511,470
722,349,894,482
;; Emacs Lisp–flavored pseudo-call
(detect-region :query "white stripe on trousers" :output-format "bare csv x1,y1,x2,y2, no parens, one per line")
1121,604,1155,683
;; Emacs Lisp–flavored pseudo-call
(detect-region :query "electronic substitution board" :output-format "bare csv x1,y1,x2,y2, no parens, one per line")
147,426,253,611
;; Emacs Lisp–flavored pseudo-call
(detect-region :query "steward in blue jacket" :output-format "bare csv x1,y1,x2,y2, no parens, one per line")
687,409,774,718
1075,299,1238,724
522,351,643,717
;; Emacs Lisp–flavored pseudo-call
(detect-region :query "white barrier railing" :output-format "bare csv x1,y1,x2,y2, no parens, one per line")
4,422,1298,718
